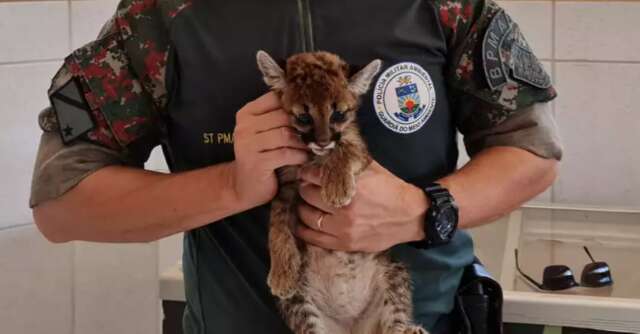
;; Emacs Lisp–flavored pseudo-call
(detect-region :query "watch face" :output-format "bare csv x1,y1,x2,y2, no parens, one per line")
435,207,457,238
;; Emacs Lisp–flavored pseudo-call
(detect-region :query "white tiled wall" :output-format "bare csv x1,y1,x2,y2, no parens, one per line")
0,2,69,63
70,0,119,50
0,1,167,334
555,2,640,62
496,1,553,60
74,242,158,334
469,1,640,209
0,225,73,334
0,61,61,225
554,62,640,207
0,0,638,334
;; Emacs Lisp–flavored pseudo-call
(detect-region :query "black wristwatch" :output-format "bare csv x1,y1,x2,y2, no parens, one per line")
411,183,459,249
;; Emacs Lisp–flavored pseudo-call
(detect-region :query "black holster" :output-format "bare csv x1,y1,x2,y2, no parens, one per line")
453,258,504,334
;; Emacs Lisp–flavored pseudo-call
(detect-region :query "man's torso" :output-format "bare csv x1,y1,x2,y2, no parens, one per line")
157,0,473,332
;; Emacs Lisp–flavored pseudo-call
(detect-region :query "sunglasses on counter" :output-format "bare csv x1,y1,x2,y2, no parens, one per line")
515,247,613,291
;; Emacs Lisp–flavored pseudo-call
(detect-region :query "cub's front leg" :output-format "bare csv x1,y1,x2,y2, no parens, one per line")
320,145,369,208
268,167,303,299
321,166,356,208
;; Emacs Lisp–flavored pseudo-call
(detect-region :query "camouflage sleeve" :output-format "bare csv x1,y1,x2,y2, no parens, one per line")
436,0,562,160
462,103,563,159
30,110,123,208
30,0,191,207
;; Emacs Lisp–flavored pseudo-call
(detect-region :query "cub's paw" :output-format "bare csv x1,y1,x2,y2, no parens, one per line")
321,172,356,208
267,247,301,299
403,326,428,334
268,270,298,299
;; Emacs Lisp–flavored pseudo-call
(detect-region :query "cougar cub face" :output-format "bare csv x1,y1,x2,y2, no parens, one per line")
289,98,352,156
257,51,381,156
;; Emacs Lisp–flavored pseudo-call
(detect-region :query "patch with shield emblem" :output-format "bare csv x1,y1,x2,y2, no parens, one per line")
482,10,551,91
373,62,436,134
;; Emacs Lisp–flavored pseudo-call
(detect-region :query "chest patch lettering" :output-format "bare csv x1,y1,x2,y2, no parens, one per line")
373,62,436,134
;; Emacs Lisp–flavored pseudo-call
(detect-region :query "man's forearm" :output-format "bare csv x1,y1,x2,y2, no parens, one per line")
33,93,309,244
33,162,244,243
438,146,558,229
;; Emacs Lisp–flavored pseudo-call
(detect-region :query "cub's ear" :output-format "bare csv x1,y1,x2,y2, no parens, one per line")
348,59,382,95
256,50,286,90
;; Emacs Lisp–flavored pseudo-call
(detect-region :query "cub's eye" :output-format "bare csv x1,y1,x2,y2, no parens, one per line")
296,113,313,125
330,111,346,123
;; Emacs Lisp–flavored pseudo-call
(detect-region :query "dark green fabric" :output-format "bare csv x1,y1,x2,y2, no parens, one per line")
30,0,556,332
31,1,561,332
170,0,547,333
173,0,478,332
391,233,475,327
182,217,474,333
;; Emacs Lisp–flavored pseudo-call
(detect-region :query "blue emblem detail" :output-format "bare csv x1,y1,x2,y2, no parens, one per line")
394,81,425,122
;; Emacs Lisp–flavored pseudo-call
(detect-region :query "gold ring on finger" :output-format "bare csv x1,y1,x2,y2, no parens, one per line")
316,212,326,231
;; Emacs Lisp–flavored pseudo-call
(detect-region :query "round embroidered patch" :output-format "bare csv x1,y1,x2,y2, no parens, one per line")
372,62,436,134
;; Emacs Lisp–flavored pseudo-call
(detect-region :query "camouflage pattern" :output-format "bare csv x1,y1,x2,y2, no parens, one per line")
47,0,192,149
437,0,476,36
434,0,557,134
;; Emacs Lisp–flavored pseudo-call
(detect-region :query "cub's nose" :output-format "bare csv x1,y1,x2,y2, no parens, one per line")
308,141,336,156
311,141,336,150
315,140,332,148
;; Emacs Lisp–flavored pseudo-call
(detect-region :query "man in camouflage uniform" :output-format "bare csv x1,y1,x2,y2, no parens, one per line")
31,0,562,333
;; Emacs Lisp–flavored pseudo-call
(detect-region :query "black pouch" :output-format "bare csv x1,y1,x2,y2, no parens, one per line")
454,258,504,334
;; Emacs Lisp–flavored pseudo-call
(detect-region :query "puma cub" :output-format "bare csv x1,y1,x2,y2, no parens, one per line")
257,50,427,334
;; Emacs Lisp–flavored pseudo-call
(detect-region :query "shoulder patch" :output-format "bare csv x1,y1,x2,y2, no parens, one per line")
49,77,96,144
482,10,551,91
44,0,189,149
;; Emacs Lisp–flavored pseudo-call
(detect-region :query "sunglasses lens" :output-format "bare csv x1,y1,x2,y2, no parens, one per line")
582,262,613,287
542,265,579,290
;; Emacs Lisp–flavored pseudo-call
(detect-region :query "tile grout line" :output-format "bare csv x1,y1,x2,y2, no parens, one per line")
551,0,557,204
4,58,638,67
551,59,640,64
538,58,640,64
0,222,32,232
155,240,161,334
555,0,640,2
68,0,73,54
67,2,76,333
499,0,638,3
71,241,76,334
0,58,64,66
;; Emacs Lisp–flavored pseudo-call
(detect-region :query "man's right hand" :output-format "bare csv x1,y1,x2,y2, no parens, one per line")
231,92,309,209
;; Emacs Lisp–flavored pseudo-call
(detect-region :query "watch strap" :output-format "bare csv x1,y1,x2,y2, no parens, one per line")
412,182,458,249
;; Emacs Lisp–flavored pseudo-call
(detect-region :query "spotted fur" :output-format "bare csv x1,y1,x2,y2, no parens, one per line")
257,51,428,334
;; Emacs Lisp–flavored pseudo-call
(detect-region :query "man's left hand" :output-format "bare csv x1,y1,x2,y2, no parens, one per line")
296,161,428,252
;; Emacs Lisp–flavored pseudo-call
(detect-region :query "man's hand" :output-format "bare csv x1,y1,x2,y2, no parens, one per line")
296,161,428,252
32,92,309,243
232,92,309,210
